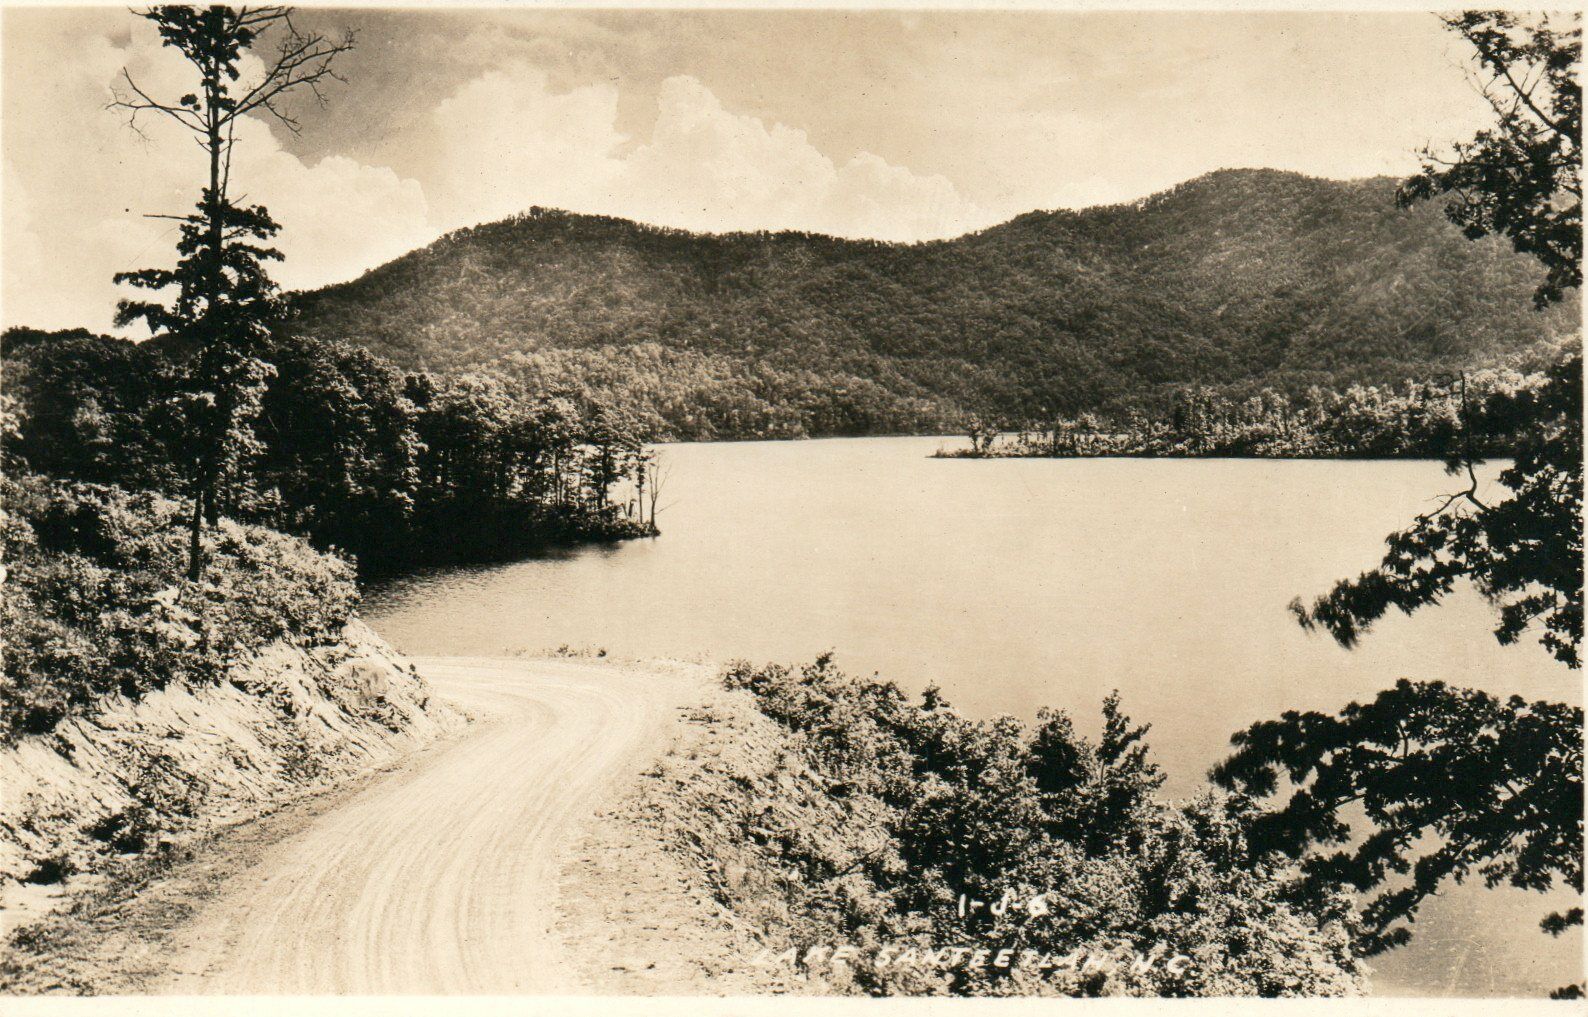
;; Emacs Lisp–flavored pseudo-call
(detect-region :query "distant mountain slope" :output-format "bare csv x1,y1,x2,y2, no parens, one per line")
292,169,1576,440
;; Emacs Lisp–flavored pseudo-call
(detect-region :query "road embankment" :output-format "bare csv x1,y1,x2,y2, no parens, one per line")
0,619,463,990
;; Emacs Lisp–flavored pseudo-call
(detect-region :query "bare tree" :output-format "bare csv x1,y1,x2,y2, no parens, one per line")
646,456,672,528
633,449,650,528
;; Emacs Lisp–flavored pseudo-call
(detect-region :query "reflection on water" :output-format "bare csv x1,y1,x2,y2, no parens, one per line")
364,435,1582,997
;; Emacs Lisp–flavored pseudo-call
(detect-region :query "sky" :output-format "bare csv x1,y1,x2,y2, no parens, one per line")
2,7,1503,334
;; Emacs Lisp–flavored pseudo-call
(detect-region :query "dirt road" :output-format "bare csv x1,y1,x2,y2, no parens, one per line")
157,656,705,994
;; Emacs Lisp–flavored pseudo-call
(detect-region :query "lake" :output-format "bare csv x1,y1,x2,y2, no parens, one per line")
364,435,1582,997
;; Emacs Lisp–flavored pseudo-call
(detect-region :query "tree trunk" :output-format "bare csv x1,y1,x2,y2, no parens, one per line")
187,485,204,582
186,88,226,584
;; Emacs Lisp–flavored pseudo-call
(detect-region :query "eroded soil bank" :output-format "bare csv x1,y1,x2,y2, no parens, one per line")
0,619,464,991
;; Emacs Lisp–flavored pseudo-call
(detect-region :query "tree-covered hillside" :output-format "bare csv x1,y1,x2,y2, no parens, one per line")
292,169,1576,440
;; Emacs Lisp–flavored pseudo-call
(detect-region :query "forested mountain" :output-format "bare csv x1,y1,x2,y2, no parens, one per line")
294,169,1576,440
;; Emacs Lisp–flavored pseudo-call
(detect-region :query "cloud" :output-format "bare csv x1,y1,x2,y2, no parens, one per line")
429,68,989,242
2,15,433,334
5,17,987,336
233,137,432,293
429,63,627,230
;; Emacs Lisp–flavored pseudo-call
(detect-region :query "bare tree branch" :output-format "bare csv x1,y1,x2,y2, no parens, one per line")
109,68,208,134
225,16,355,134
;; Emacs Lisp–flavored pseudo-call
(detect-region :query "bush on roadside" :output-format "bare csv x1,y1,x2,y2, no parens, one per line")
708,657,1366,996
0,472,357,742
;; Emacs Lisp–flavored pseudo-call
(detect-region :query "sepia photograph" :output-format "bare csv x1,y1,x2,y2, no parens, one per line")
0,1,1581,1009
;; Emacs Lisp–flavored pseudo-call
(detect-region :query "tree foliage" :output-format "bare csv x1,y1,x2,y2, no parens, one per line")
114,191,282,579
1290,355,1582,667
1399,12,1581,306
1212,680,1582,956
1,328,660,574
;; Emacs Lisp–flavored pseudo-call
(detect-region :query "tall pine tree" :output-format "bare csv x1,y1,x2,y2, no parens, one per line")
112,6,352,580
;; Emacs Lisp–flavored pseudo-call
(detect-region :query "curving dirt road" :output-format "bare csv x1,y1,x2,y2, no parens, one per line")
157,657,704,994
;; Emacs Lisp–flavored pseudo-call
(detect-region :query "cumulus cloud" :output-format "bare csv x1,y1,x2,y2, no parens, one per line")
429,69,988,242
2,16,432,334
429,63,626,230
4,19,987,335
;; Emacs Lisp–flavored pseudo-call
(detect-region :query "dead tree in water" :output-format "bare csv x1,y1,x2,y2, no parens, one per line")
634,449,653,527
646,458,671,527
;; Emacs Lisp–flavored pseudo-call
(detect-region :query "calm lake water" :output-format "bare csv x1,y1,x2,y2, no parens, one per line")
364,435,1582,997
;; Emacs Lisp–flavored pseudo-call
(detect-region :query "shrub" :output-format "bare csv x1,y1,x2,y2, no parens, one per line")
0,473,357,742
22,855,74,886
715,657,1366,996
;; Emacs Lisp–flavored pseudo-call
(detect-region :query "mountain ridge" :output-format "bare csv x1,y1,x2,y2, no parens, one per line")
291,168,1577,440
